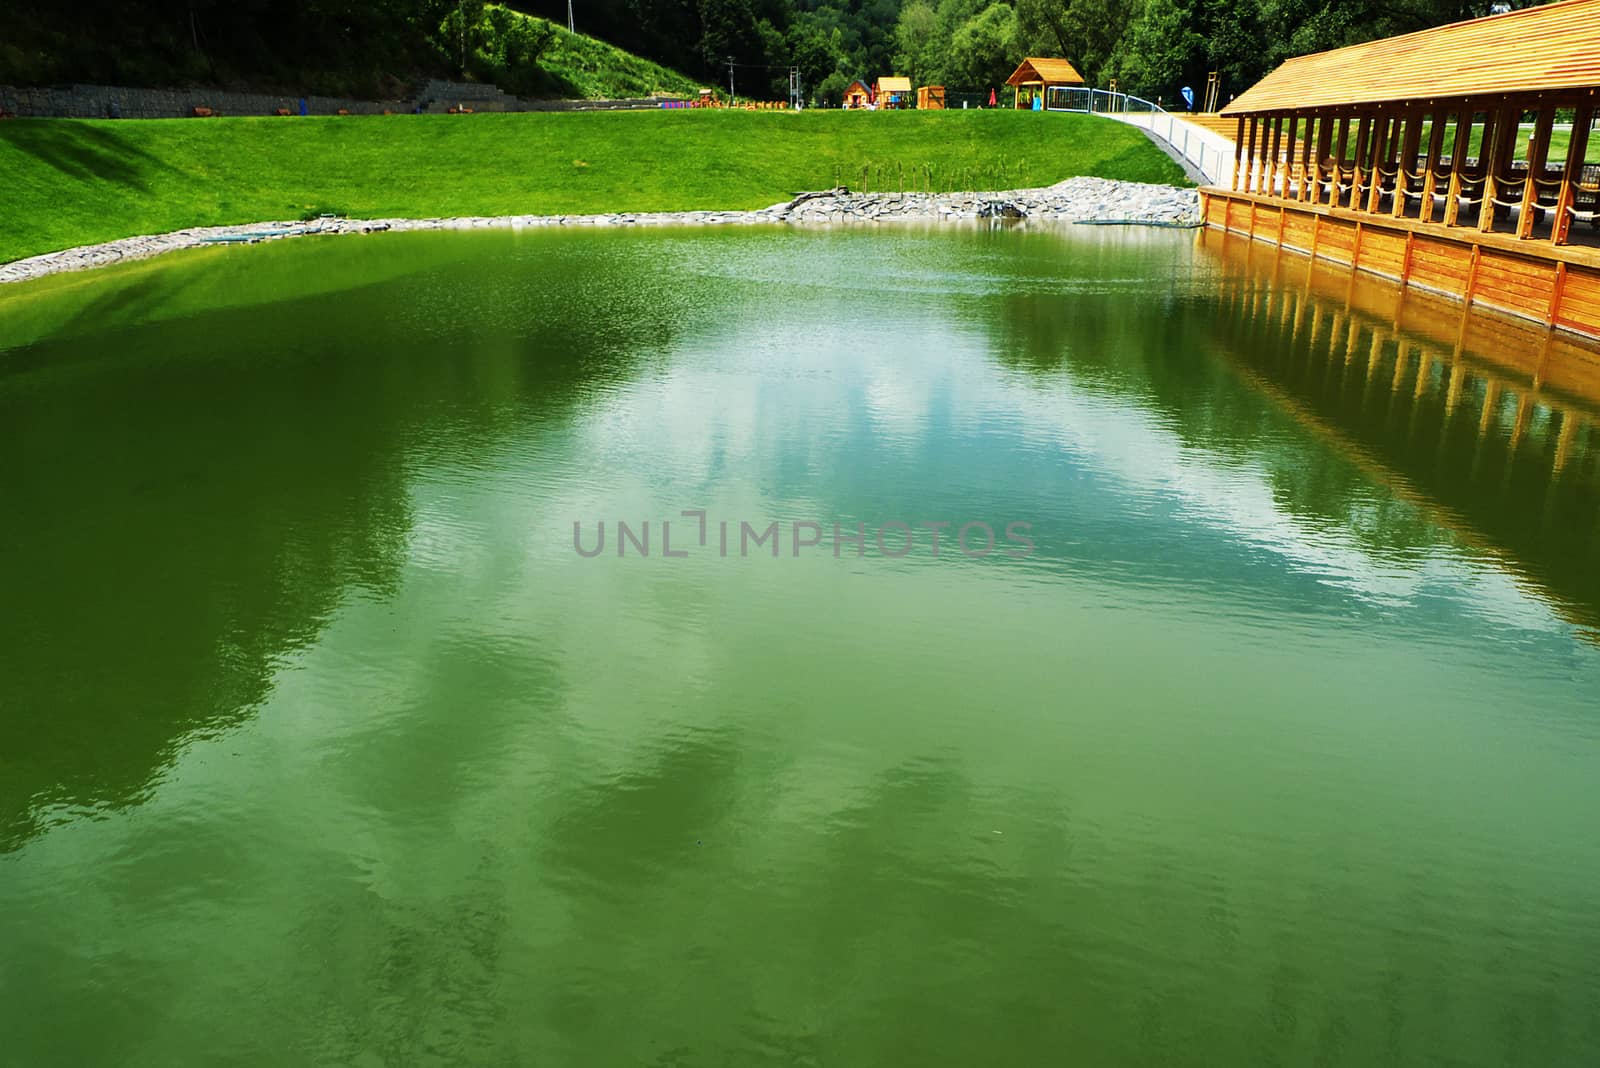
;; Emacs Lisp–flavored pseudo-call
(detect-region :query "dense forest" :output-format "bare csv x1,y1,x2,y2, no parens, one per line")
4,0,1529,105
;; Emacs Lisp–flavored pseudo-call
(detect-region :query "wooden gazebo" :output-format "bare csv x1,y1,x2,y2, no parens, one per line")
1005,58,1084,110
1205,0,1600,340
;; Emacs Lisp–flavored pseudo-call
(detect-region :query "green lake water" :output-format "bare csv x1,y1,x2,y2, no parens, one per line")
2,225,1599,1066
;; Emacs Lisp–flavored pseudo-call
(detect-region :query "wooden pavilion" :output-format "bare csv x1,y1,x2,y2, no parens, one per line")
1203,0,1600,339
843,80,872,109
1005,58,1084,110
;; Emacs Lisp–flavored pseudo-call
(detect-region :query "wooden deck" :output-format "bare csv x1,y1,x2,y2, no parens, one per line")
1201,187,1600,340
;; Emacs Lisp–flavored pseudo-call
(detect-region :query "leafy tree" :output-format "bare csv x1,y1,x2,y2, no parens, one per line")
945,2,1016,92
1111,0,1203,100
1,0,1551,109
892,1,940,85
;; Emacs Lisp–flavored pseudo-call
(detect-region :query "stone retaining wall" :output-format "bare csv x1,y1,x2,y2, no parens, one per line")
0,80,687,119
0,178,1202,286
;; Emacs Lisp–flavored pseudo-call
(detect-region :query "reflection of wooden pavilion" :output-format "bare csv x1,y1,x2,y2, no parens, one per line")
1004,58,1084,110
1203,0,1600,340
1203,225,1600,634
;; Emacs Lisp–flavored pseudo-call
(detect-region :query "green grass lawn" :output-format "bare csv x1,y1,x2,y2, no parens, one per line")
0,109,1188,265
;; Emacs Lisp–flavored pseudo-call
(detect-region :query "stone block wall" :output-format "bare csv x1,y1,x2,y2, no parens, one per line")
0,81,683,119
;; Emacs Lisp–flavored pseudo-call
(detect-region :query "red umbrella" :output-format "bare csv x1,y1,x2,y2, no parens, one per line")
988,87,997,107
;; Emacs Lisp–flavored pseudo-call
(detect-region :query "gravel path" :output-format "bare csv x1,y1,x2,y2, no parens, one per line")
0,178,1201,286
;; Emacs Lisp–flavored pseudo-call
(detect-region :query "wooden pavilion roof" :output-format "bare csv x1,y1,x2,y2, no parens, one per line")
1223,0,1600,116
876,76,912,92
1005,58,1085,88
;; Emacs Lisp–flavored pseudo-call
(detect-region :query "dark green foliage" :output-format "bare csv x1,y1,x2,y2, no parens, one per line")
0,0,1539,106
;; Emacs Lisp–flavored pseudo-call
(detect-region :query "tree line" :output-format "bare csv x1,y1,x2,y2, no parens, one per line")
4,0,1524,106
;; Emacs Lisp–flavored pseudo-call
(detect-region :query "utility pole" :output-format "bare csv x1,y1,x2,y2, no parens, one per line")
727,57,736,103
567,0,574,34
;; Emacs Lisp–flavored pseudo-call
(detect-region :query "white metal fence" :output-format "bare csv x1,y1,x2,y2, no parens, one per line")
1046,88,1234,187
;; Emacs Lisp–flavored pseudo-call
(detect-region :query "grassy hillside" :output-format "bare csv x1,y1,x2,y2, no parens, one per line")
0,110,1189,265
523,16,702,99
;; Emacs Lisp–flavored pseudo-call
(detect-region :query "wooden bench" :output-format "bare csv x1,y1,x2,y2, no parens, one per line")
192,106,215,118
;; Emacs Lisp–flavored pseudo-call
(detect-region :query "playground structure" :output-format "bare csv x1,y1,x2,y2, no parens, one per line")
1202,0,1600,341
875,77,912,110
844,80,872,109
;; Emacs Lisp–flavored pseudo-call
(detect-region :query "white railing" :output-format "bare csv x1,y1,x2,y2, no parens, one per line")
1047,89,1233,187
1045,88,1166,115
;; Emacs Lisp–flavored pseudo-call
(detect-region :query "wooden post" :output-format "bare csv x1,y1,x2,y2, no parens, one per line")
1358,113,1379,211
1283,115,1300,198
1316,116,1334,205
1245,117,1260,193
1268,115,1284,197
1232,116,1246,190
1255,117,1271,194
1549,262,1568,326
1376,110,1405,214
1554,102,1592,246
1420,111,1449,223
1301,114,1318,202
1394,110,1424,218
1349,114,1372,210
1333,116,1351,207
1479,106,1514,233
1363,113,1388,212
1518,105,1555,239
1443,111,1472,227
1369,113,1395,214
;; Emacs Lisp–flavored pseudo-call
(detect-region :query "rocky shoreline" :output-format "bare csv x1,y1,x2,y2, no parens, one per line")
0,177,1200,286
